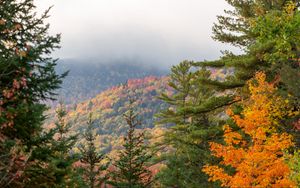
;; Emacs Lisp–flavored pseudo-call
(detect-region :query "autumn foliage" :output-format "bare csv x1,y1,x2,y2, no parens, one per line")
203,72,296,188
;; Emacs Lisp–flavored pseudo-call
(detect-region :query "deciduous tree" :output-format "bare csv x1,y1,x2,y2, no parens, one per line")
203,72,296,187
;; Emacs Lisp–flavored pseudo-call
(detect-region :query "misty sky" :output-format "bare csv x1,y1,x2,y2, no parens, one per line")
36,0,235,67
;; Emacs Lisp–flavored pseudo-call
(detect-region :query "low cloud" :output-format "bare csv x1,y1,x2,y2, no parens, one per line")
36,0,236,67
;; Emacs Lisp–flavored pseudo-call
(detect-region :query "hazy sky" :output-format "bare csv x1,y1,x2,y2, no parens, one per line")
36,0,234,67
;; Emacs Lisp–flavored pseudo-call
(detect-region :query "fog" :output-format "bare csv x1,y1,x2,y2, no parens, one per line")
36,0,235,68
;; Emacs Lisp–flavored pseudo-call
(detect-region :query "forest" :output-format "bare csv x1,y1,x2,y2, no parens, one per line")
0,0,300,188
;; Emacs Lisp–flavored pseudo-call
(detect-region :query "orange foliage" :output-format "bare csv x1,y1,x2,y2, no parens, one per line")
203,72,296,188
100,98,113,109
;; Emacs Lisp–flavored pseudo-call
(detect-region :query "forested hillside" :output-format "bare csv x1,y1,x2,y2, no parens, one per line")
54,60,168,105
45,67,229,156
45,76,170,152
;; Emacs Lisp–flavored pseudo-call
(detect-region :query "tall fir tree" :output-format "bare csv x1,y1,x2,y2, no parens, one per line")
109,105,153,188
0,0,65,187
79,113,108,188
156,61,222,188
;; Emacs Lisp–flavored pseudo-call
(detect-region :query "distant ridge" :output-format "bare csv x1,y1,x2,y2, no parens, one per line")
53,59,168,105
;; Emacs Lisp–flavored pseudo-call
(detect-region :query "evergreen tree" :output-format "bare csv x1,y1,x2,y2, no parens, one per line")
184,0,299,108
52,104,77,187
0,0,65,186
188,0,300,146
79,113,108,188
212,0,299,48
25,103,79,188
156,2,299,187
190,0,300,112
109,106,153,188
156,61,193,187
156,61,222,188
50,103,78,187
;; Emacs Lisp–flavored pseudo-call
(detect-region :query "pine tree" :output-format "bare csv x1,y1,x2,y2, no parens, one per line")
187,0,300,148
109,106,153,188
156,61,222,187
212,0,300,48
0,0,65,186
156,61,195,187
79,113,108,188
190,1,300,112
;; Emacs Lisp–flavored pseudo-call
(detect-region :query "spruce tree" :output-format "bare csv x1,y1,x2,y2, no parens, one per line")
109,106,153,188
79,113,108,188
0,0,64,186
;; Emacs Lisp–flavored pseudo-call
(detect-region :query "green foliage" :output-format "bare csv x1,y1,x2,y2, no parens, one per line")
156,61,222,187
192,1,300,103
50,103,78,187
108,106,153,188
249,3,300,144
212,0,300,48
0,0,64,140
286,150,300,186
191,0,300,148
79,113,108,188
0,0,64,187
25,104,79,188
158,61,193,125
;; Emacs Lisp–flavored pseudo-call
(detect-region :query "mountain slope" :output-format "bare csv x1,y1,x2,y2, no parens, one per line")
46,76,171,153
54,60,168,105
45,66,230,154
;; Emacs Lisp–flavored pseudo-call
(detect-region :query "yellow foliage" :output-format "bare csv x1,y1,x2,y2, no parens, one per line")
285,1,296,15
19,51,27,57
